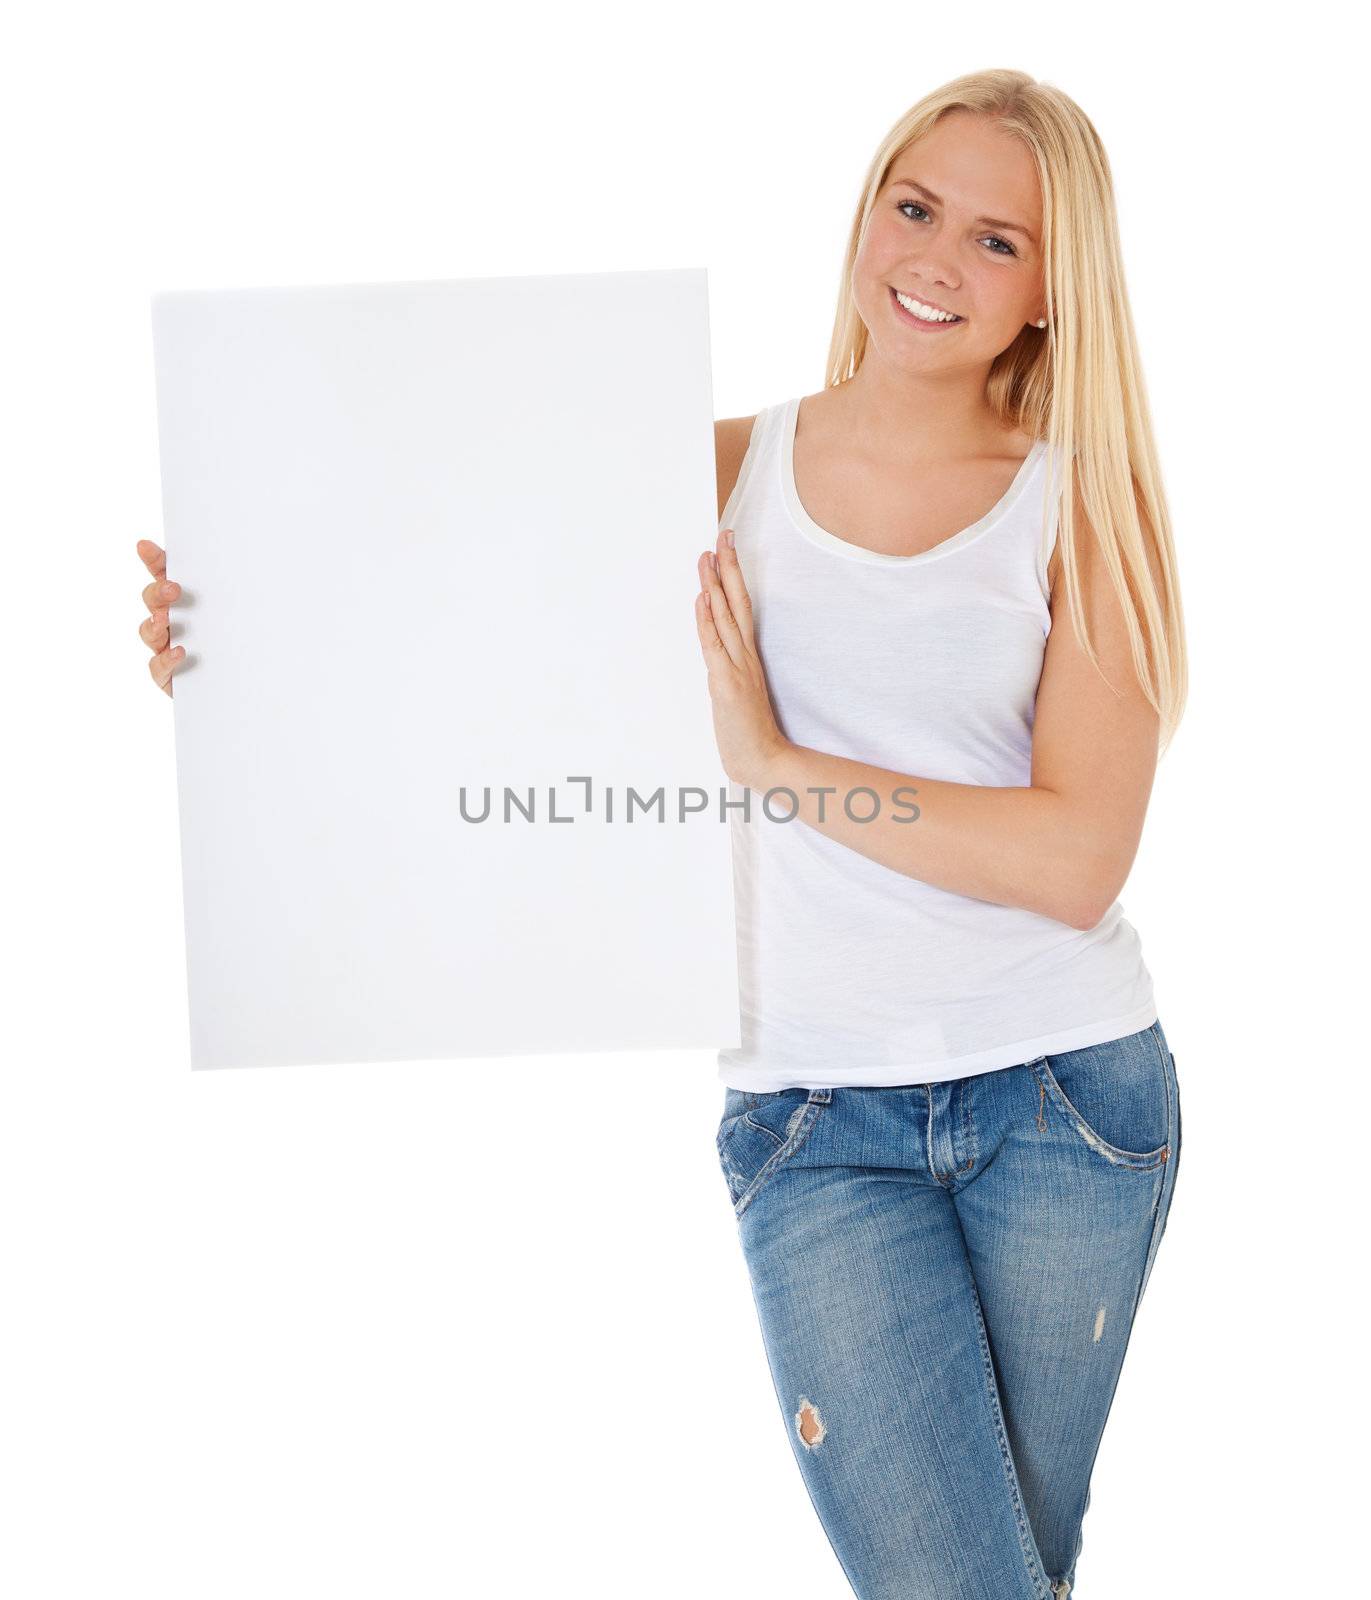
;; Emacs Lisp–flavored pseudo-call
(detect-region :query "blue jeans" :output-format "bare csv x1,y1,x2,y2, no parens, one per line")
715,1020,1182,1600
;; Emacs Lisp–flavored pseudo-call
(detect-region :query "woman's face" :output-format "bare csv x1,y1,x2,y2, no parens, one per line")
853,109,1047,376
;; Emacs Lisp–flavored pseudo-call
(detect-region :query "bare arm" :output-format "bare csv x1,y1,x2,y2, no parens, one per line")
714,416,757,524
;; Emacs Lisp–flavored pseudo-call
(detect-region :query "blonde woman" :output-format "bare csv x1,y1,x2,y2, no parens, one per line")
694,72,1185,1599
138,66,1184,1600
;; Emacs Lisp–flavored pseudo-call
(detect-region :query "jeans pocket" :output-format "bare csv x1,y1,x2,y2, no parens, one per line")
716,1087,826,1218
1030,1030,1171,1170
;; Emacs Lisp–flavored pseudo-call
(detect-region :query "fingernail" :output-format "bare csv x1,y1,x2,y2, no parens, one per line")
726,530,735,548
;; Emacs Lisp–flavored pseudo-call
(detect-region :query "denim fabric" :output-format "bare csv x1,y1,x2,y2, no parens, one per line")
715,1019,1182,1600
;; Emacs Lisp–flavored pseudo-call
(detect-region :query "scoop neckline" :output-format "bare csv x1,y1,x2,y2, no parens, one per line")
779,394,1048,568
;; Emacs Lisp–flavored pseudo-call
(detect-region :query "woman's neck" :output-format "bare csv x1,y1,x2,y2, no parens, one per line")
826,359,1022,462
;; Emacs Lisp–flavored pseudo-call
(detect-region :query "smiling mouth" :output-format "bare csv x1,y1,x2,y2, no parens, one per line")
889,285,965,325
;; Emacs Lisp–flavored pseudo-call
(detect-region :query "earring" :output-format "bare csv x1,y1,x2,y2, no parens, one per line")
1035,318,1047,328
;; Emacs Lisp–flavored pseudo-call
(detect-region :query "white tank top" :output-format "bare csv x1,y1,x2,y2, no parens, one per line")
716,395,1158,1092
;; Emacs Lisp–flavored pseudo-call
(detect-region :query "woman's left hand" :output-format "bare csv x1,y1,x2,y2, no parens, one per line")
694,528,790,791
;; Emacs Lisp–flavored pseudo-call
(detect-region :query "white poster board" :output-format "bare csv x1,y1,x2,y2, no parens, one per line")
150,267,740,1071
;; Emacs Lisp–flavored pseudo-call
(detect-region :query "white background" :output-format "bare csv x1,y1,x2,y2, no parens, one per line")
2,4,1362,1596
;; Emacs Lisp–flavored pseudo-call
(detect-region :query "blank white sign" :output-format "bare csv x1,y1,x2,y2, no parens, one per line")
150,267,740,1071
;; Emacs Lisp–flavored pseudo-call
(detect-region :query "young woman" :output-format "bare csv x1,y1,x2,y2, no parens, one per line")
138,65,1184,1600
692,71,1185,1600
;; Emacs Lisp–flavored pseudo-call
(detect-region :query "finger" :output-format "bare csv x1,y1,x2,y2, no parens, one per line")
142,575,181,616
140,610,171,652
697,549,746,667
713,528,756,649
137,539,166,581
693,587,727,663
148,643,185,695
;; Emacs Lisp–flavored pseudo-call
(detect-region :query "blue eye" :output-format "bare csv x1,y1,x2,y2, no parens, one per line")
896,199,1017,257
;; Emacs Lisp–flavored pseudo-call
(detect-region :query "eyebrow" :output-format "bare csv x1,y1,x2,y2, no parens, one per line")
889,179,1035,241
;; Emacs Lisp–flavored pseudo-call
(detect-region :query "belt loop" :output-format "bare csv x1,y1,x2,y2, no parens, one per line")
808,1087,833,1104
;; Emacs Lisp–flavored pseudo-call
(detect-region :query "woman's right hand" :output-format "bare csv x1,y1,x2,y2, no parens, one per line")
138,539,185,696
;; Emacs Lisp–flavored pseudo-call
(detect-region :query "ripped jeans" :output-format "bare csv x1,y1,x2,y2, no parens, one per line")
715,1019,1182,1600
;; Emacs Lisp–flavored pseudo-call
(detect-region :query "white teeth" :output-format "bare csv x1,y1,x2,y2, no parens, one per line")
894,289,960,323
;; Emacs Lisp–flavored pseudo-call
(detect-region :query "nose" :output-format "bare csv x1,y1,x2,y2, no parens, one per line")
906,259,959,293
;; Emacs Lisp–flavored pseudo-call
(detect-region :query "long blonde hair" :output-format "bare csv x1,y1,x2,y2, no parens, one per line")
826,69,1187,753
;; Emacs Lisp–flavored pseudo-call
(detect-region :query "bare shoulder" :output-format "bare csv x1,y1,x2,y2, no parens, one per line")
714,415,759,523
1046,470,1162,614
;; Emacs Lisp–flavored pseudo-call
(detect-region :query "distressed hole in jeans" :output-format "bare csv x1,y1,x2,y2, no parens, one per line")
796,1397,826,1449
